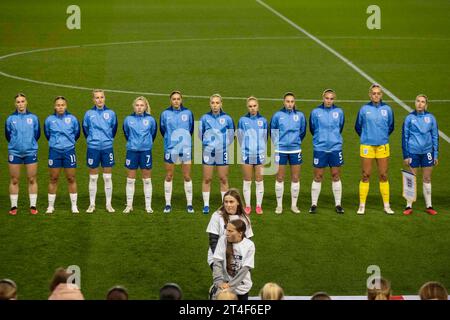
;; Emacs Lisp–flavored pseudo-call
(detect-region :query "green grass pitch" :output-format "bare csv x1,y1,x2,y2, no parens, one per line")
0,0,448,299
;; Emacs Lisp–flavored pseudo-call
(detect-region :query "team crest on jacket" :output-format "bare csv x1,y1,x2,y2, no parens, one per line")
219,118,225,125
143,119,149,126
181,114,188,122
103,113,110,120
333,112,339,119
424,117,430,123
27,118,33,124
293,114,299,121
381,109,388,117
65,117,71,124
257,120,263,127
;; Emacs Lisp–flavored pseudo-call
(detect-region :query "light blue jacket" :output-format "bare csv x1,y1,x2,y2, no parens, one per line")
309,104,344,152
355,101,394,145
44,112,80,151
123,113,157,151
159,105,194,153
199,110,235,152
5,110,40,157
270,107,307,152
402,111,439,159
237,112,268,157
82,106,118,150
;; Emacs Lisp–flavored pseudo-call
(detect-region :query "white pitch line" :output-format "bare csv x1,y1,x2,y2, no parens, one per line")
0,45,83,60
320,36,450,41
0,37,449,108
3,35,446,61
256,0,450,144
0,36,310,61
2,68,449,104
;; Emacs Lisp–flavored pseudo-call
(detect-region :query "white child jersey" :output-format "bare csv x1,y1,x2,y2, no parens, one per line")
206,211,254,266
213,236,255,295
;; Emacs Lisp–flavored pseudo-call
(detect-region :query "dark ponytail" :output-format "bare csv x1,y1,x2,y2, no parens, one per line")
225,220,246,277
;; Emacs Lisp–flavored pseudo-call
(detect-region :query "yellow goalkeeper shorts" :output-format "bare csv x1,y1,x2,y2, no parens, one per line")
360,144,390,159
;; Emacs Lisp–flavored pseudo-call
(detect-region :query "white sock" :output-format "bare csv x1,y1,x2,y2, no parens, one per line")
89,174,98,206
275,181,284,208
184,180,193,206
332,180,342,206
10,194,18,208
164,180,172,206
143,178,152,209
406,200,413,208
221,191,226,201
48,194,56,208
311,181,322,206
255,180,264,207
202,191,210,207
103,173,113,206
69,193,78,208
291,182,300,207
243,180,252,207
126,178,135,207
423,182,432,208
29,193,37,207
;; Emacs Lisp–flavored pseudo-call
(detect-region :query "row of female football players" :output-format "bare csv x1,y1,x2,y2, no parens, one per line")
5,85,439,216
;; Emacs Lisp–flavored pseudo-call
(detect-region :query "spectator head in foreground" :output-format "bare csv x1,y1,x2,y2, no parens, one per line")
311,292,331,300
160,283,183,300
216,289,238,300
48,267,84,300
0,279,17,300
367,277,391,300
106,286,129,300
260,282,284,300
419,281,448,300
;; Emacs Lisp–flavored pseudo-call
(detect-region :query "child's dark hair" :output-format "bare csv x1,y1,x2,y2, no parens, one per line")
226,220,247,276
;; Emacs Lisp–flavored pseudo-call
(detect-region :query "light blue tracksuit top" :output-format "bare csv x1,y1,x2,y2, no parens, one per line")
5,110,41,157
44,111,80,151
82,106,118,150
309,104,345,152
270,107,307,152
355,101,394,145
123,112,157,151
159,105,194,153
402,111,439,159
237,112,268,157
199,110,235,152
